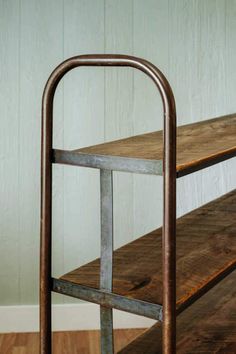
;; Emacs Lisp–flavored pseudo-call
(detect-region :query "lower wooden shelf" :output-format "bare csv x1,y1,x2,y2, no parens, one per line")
60,189,236,312
118,269,236,353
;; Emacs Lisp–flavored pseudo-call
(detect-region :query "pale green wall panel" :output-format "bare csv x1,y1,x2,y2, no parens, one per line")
55,0,105,304
104,0,134,248
0,0,236,305
19,0,64,304
132,0,168,237
0,0,20,304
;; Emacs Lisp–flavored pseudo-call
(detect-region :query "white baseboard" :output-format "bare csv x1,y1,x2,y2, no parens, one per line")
0,303,155,333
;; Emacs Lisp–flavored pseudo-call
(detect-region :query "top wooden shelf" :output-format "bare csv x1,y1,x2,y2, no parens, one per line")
54,113,236,176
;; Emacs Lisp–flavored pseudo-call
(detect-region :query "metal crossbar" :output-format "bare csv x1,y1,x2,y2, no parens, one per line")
52,278,163,321
53,149,163,175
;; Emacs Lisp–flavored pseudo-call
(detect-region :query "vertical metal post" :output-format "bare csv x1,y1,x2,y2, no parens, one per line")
100,169,114,354
162,112,176,353
40,86,53,353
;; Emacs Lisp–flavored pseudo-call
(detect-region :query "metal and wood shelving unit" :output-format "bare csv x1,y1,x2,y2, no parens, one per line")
40,54,236,353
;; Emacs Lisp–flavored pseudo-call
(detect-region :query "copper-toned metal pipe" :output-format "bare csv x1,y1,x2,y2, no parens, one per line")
40,54,176,354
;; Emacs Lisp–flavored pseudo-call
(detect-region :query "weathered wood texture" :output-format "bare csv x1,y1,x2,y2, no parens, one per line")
75,114,236,175
118,270,236,353
61,189,236,309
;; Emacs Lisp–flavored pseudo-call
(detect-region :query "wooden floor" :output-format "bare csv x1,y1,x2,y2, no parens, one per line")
0,329,144,354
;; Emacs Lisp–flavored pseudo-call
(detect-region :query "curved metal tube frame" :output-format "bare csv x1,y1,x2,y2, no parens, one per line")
40,54,176,354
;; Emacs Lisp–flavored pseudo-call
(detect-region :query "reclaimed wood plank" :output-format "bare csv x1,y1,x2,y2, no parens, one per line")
74,114,236,175
60,189,236,310
118,269,236,353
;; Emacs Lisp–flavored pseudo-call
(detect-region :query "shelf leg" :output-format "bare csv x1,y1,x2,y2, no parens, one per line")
162,117,176,353
40,263,51,354
100,169,114,354
40,158,52,353
40,95,53,354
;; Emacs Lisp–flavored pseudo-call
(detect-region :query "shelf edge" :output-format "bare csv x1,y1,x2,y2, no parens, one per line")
53,148,236,177
53,149,163,175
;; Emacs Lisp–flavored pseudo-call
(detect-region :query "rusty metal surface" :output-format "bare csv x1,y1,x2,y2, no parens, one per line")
40,54,176,354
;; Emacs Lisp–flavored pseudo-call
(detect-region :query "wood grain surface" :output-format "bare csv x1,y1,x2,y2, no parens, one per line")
118,270,236,353
0,329,144,354
75,114,236,174
61,189,236,309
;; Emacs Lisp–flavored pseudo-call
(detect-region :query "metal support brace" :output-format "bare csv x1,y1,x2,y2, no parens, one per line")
100,169,114,354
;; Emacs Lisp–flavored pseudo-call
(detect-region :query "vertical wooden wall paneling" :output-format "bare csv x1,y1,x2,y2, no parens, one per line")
62,0,105,303
168,0,230,219
168,0,203,217
197,0,228,206
223,0,236,192
19,0,64,304
132,0,168,236
104,0,134,248
226,0,236,113
51,0,65,304
1,0,236,306
0,0,20,304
